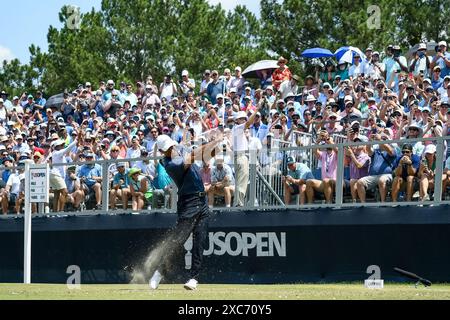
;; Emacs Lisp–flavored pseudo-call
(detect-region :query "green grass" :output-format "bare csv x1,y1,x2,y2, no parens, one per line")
1,283,450,300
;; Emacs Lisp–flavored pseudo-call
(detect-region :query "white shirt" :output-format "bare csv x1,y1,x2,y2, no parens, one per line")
135,160,156,179
50,140,77,178
126,147,141,166
7,172,24,195
232,123,248,152
200,79,212,94
279,80,298,100
348,63,362,78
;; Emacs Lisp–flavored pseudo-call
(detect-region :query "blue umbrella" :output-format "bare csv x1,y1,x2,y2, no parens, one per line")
301,48,334,58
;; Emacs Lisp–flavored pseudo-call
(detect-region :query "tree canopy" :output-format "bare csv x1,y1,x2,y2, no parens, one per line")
1,0,449,96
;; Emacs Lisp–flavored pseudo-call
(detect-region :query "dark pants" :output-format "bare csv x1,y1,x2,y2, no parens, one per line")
160,194,210,280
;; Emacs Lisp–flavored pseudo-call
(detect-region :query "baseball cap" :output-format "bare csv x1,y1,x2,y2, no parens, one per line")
418,43,427,50
424,144,437,154
235,66,242,72
438,41,447,47
117,162,127,168
216,94,224,100
423,78,431,84
305,95,316,102
157,135,177,152
107,80,115,85
229,88,237,93
182,70,189,76
27,94,33,99
234,111,248,120
287,156,295,164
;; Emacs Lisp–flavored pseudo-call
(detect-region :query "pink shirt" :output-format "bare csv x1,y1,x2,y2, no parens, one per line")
320,150,337,180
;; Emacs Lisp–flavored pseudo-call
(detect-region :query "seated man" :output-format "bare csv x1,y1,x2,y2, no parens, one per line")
391,144,420,202
306,131,338,204
283,156,314,205
64,165,85,211
0,161,25,215
356,133,397,202
208,155,235,208
110,162,130,210
77,153,103,210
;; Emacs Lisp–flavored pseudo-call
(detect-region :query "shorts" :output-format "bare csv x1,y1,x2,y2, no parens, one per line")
9,193,18,204
358,174,393,191
50,174,67,191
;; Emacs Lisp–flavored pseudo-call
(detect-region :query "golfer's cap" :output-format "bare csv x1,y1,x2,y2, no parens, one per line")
156,134,177,152
15,135,23,140
216,94,224,99
229,88,237,93
323,82,331,88
438,41,447,47
287,156,295,164
235,66,242,72
245,86,252,91
421,106,431,112
444,75,450,81
13,96,19,100
423,78,431,84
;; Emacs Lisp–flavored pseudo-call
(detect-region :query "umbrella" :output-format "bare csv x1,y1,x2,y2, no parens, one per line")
334,46,366,64
406,42,438,60
242,60,279,79
301,48,334,58
45,93,65,109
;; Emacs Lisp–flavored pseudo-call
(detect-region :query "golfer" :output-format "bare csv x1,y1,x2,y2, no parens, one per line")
149,134,221,290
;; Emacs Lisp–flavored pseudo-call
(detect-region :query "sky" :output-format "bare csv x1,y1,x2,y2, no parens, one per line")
0,0,261,64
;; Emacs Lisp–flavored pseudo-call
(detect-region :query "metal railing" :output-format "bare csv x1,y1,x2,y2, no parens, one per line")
0,135,449,218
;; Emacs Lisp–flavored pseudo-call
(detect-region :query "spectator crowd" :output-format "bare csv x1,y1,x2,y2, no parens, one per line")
1,42,450,214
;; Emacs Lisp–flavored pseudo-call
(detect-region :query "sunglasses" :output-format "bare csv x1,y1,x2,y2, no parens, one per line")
111,150,119,152
402,150,411,154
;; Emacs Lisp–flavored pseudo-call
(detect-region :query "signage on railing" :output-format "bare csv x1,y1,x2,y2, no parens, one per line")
28,165,50,203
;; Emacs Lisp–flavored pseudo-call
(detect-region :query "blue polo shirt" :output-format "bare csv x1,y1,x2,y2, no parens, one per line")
369,149,397,175
162,151,204,196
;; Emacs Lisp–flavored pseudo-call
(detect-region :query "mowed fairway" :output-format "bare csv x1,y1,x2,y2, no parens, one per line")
1,283,450,300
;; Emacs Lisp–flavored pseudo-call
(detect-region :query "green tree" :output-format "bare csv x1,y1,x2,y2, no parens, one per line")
42,5,114,95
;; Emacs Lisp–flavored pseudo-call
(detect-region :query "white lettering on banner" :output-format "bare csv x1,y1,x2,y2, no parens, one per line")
201,232,286,258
